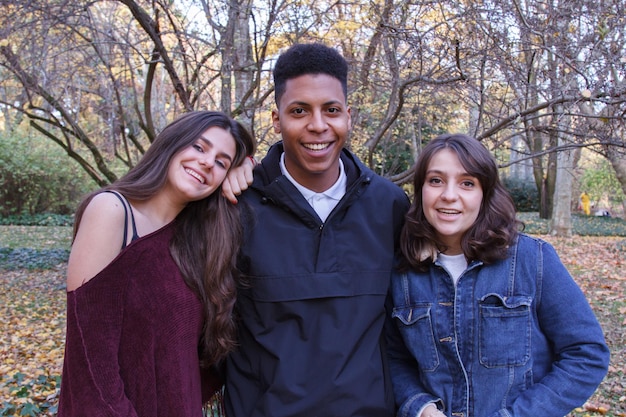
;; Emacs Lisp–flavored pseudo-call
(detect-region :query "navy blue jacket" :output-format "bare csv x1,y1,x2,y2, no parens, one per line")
225,142,410,417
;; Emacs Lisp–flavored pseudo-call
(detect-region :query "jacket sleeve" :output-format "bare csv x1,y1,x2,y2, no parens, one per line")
392,189,411,247
58,277,139,417
490,240,610,417
385,294,443,417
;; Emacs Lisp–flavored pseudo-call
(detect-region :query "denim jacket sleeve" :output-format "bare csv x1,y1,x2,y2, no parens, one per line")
489,240,610,417
385,296,443,417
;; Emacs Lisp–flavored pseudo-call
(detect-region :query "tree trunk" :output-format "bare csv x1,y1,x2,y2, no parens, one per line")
233,0,254,128
550,140,578,236
606,150,626,220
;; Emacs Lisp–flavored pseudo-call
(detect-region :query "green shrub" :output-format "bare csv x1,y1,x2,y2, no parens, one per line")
0,132,95,216
0,248,70,270
503,177,539,212
517,212,626,236
580,159,625,206
0,213,73,226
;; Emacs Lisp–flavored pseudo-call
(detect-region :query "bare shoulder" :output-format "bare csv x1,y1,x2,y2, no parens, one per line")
66,191,128,291
85,191,129,217
74,192,128,239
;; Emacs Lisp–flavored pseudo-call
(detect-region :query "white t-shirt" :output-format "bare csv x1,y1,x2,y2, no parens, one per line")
438,252,468,286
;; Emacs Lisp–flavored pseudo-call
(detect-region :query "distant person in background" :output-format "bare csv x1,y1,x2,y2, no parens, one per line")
387,133,609,417
58,111,255,417
594,208,611,217
580,191,591,215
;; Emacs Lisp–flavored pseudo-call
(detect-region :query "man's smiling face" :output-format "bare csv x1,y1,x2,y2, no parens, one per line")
272,73,351,193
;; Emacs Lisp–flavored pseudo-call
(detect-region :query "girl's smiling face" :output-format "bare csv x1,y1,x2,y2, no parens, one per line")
165,126,236,205
422,148,484,254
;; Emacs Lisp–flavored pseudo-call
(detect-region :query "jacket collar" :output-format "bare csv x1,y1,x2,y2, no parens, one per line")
253,141,365,189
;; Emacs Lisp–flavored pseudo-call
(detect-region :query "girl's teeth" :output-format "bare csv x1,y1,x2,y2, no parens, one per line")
185,168,204,183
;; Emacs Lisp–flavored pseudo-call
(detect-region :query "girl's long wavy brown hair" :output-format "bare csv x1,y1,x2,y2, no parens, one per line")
400,133,521,272
72,111,255,366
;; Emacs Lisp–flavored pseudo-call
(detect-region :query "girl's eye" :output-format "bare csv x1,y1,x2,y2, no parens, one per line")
193,143,204,152
461,180,476,188
216,159,230,170
428,177,443,185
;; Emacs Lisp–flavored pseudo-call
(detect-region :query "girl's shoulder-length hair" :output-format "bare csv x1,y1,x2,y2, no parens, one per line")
399,133,522,272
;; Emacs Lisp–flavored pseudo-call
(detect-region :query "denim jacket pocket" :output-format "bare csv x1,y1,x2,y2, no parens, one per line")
478,294,532,368
392,304,440,372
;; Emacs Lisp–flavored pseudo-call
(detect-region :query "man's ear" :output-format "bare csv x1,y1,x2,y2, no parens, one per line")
271,109,281,133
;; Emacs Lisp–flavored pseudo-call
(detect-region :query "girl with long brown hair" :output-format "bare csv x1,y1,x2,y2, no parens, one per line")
58,111,255,417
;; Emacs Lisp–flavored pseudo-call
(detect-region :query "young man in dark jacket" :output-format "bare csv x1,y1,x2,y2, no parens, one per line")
224,43,410,417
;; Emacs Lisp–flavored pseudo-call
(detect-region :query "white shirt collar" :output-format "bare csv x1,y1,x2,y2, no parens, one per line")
279,152,347,221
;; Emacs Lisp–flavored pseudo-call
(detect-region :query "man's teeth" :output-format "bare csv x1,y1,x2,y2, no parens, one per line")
304,143,330,151
185,168,205,183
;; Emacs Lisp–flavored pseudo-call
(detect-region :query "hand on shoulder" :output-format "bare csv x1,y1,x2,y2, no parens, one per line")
221,156,256,204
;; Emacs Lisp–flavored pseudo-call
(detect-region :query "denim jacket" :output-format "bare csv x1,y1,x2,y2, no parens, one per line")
387,234,609,417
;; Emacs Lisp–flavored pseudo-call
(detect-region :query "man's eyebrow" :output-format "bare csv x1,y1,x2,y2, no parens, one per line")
284,100,310,107
286,99,344,107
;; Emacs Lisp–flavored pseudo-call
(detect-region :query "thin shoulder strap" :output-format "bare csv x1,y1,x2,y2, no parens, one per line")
125,197,140,243
101,190,140,249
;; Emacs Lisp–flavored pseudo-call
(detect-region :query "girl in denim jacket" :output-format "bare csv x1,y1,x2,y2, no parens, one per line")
387,133,609,417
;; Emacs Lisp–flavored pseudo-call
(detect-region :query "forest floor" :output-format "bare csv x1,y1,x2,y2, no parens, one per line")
0,232,625,416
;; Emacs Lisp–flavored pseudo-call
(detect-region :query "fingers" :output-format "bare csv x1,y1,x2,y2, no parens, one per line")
422,404,446,417
221,156,256,204
221,177,240,204
243,161,254,184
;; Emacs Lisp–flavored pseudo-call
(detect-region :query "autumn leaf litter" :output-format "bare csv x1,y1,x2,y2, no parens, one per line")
0,237,625,416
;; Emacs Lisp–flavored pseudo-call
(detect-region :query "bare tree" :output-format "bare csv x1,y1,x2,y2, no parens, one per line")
458,0,626,226
0,0,267,185
1,0,625,225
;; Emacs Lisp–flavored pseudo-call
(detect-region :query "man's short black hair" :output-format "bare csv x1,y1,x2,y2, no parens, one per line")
273,43,348,106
